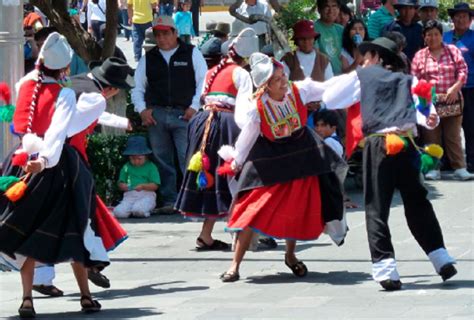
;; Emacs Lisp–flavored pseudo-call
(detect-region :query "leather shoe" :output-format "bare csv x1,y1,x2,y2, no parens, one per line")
439,263,457,281
380,279,402,291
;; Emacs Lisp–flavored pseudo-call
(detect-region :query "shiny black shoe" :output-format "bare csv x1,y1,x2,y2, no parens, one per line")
380,279,402,291
439,263,457,282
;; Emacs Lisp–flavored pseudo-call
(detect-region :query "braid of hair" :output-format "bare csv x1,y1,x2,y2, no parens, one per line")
26,64,45,134
200,45,238,104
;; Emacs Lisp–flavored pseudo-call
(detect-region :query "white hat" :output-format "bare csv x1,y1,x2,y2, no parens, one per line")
37,32,73,70
249,52,274,88
419,0,438,9
230,28,259,58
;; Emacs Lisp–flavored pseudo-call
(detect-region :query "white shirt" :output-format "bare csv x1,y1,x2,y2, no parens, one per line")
324,133,343,158
88,0,107,25
132,46,208,113
235,0,272,36
282,50,334,81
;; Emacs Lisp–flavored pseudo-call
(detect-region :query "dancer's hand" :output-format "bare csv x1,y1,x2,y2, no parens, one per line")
181,107,196,121
24,159,45,174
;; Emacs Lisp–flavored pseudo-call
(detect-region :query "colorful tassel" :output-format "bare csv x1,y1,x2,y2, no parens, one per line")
12,152,28,167
217,161,235,177
0,104,15,122
412,79,433,101
205,171,214,188
187,151,203,172
385,134,407,155
196,171,208,189
202,154,211,171
420,153,437,174
0,176,20,191
5,181,27,202
424,144,444,159
0,82,11,104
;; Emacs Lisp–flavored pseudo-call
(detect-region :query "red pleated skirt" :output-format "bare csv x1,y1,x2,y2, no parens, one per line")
95,196,128,251
227,176,325,240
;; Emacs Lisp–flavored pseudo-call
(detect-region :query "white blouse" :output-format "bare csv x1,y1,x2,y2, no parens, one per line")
232,78,327,166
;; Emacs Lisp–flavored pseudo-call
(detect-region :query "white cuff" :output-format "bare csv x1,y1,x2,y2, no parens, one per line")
428,248,456,273
372,258,400,282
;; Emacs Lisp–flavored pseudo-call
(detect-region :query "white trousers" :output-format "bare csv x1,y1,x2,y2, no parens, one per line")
33,265,55,286
113,190,156,218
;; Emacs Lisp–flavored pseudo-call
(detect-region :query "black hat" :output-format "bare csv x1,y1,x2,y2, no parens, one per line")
448,2,474,17
89,57,135,90
359,37,405,70
200,37,223,57
394,0,419,9
122,136,152,156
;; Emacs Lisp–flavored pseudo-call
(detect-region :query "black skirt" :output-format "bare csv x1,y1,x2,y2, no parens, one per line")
175,109,240,219
0,145,109,269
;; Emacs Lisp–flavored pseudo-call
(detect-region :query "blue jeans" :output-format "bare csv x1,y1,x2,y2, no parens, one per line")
148,107,188,206
119,9,131,40
160,3,174,16
132,22,152,62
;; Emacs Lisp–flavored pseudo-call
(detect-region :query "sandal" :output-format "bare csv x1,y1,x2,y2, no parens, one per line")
220,271,240,282
18,296,36,318
196,238,230,251
80,295,102,313
88,270,110,288
285,258,308,278
32,284,64,297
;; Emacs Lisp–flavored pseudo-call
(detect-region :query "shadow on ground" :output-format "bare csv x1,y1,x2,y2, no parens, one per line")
244,270,371,285
6,307,161,319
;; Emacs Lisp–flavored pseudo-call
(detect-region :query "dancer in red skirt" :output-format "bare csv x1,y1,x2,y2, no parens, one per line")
218,53,347,282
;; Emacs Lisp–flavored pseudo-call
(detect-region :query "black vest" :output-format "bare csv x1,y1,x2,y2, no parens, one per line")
145,42,196,108
71,74,101,100
357,65,417,135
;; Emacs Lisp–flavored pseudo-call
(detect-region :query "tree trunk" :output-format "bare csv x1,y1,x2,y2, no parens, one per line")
31,0,118,63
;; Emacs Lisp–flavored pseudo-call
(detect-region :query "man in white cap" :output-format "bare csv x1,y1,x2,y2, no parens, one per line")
132,15,207,213
418,0,451,33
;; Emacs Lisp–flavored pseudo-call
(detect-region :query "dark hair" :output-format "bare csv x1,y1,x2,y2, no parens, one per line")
422,19,443,36
384,31,407,51
313,110,339,127
34,27,57,42
317,0,341,12
339,3,353,17
178,0,191,11
342,19,369,57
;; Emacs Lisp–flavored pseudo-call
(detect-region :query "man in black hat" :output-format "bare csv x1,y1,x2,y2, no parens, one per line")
322,37,457,291
444,2,474,173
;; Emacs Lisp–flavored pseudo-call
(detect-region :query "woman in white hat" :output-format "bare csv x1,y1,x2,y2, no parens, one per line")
218,52,347,282
175,28,258,251
0,32,107,317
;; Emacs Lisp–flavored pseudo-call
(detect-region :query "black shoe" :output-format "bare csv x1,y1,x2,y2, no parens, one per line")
88,270,110,288
258,237,278,249
439,263,457,281
380,279,402,291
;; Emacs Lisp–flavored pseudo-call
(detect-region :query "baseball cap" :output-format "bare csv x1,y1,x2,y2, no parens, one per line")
152,15,176,31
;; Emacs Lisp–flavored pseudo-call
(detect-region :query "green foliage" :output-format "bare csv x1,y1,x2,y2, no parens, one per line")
438,0,459,21
86,133,129,206
276,0,317,35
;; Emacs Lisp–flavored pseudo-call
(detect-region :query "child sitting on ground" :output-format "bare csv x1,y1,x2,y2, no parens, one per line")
113,136,160,218
314,110,358,209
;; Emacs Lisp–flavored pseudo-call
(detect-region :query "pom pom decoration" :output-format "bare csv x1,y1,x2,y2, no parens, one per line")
420,153,437,174
217,161,235,177
196,171,208,189
202,154,211,171
5,180,27,202
0,82,11,104
0,176,21,191
12,152,29,167
412,79,433,101
0,104,15,123
217,145,236,162
187,151,203,172
424,144,444,159
205,171,214,188
385,134,408,155
22,133,45,154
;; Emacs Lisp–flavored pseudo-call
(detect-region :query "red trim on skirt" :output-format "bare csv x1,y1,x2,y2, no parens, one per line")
228,176,324,241
95,196,128,251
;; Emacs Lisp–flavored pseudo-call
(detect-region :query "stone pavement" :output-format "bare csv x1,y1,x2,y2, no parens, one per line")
0,176,473,319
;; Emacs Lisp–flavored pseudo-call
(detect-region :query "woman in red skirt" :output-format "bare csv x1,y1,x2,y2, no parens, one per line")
218,53,348,282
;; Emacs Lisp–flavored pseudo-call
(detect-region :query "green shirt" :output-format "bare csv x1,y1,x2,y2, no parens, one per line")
314,20,343,75
119,160,161,190
367,6,396,40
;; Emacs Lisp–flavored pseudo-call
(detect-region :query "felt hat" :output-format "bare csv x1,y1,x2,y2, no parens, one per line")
292,20,320,40
210,22,231,37
249,52,276,88
359,37,405,69
394,0,419,9
230,28,259,58
37,32,73,70
448,2,474,17
152,15,176,31
419,0,438,9
206,21,217,31
89,57,135,90
122,136,152,156
201,37,223,57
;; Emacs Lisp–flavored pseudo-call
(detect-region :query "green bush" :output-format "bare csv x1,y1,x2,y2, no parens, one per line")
276,0,317,35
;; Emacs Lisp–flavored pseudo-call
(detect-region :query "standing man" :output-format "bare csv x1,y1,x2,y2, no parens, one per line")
234,0,273,49
444,3,474,173
418,0,450,33
132,16,207,212
128,0,158,62
367,0,397,40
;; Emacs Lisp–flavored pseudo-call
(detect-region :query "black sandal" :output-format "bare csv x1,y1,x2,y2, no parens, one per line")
32,284,64,297
80,295,102,313
18,296,36,318
285,258,308,278
220,271,240,282
196,238,230,251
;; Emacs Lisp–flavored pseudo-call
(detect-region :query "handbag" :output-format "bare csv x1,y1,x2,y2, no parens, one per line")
423,46,464,118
